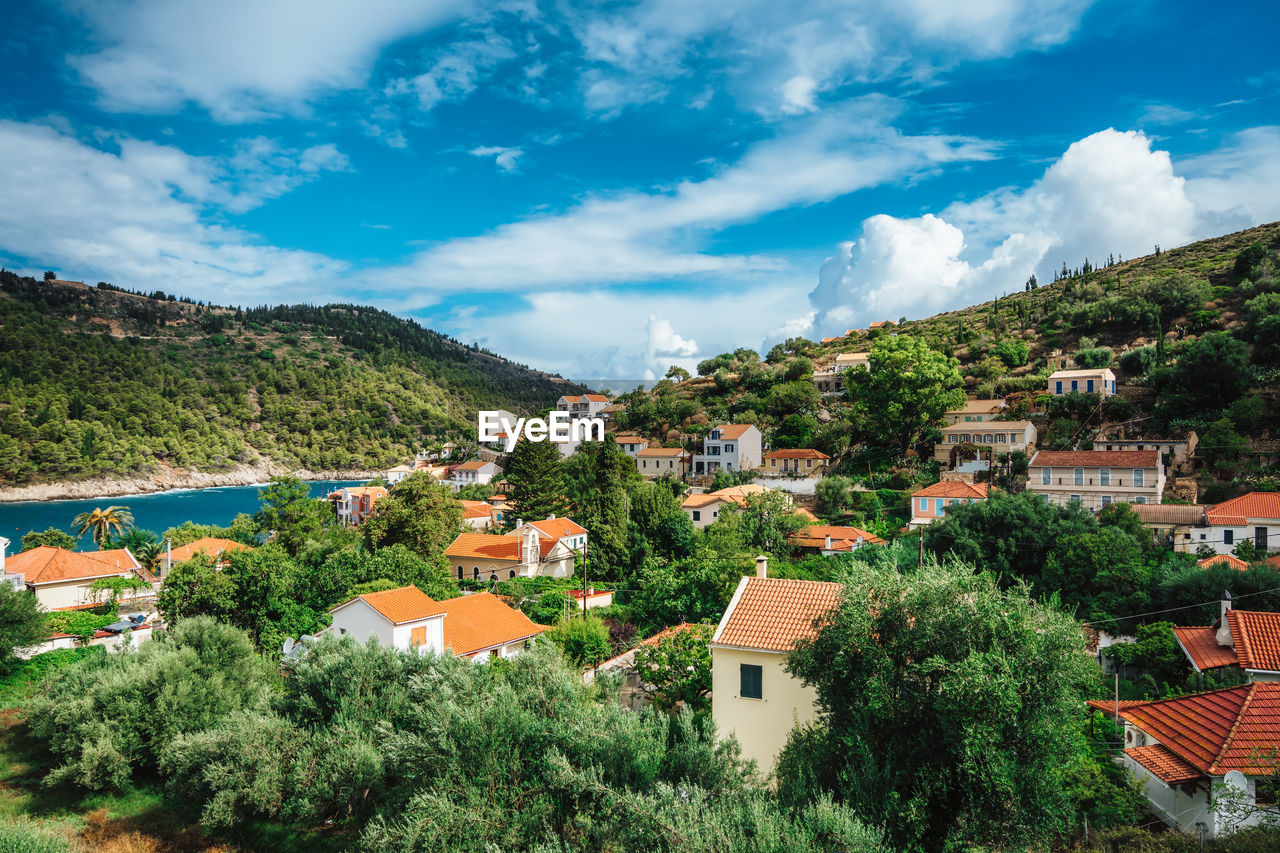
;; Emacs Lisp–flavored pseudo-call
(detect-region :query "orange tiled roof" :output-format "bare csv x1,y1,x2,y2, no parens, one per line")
636,447,688,457
343,486,388,497
1206,492,1280,525
459,500,492,520
164,537,253,564
562,394,610,404
764,449,830,460
438,592,548,656
790,525,887,549
455,460,492,471
6,546,138,585
344,585,445,625
1120,683,1280,774
1029,450,1160,468
711,424,754,440
526,517,587,539
1197,554,1250,570
682,494,728,509
1174,626,1239,671
713,577,842,652
1225,610,1280,672
911,481,990,499
445,533,522,562
1125,744,1206,785
612,433,646,443
1085,698,1148,719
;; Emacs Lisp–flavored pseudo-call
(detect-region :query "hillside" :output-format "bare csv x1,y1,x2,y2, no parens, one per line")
0,272,580,490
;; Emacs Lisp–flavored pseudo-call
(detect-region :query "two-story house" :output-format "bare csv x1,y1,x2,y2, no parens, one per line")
711,559,841,774
634,447,691,479
1097,433,1199,472
510,516,588,556
1047,368,1116,397
692,424,762,475
942,399,1006,425
1200,492,1280,556
933,421,1037,463
1026,449,1164,510
612,434,649,456
811,352,869,395
908,482,991,527
681,484,775,528
445,519,579,581
760,449,830,478
385,464,415,485
447,460,498,491
556,394,611,422
329,486,388,525
328,586,546,662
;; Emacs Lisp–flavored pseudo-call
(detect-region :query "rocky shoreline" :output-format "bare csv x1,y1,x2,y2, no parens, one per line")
0,461,383,503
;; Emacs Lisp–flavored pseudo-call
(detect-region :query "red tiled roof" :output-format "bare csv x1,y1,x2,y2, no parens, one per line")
445,533,521,562
1085,698,1147,719
764,449,830,460
1129,504,1205,525
713,577,842,652
459,500,492,520
911,481,990,499
1197,554,1249,570
712,424,754,440
437,592,547,656
1206,492,1280,524
1120,683,1280,774
682,494,728,509
1126,744,1206,785
341,585,445,625
1174,626,1239,671
525,517,587,539
455,460,492,471
636,447,688,457
789,525,886,549
7,546,138,585
1226,610,1280,672
164,537,253,564
1029,450,1160,468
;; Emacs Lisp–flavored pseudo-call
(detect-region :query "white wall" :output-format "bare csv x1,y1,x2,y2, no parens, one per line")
330,599,395,647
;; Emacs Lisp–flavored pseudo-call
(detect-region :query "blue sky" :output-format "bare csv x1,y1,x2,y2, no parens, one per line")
0,1,1277,378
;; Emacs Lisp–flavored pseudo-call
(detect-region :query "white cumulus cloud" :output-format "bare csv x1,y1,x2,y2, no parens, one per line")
469,145,524,172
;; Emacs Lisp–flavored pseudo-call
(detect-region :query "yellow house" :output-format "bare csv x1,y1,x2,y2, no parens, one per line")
5,546,150,611
710,560,841,775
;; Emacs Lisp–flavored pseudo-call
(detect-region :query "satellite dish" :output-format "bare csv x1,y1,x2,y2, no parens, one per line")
1223,770,1248,792
283,637,294,654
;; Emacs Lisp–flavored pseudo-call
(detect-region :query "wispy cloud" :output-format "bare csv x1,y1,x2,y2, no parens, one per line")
469,145,523,172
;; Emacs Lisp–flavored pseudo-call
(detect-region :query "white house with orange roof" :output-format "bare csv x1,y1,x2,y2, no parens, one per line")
634,446,691,479
330,485,389,525
327,585,546,662
447,460,498,492
4,545,149,610
556,393,611,421
458,500,495,530
385,464,415,485
1027,449,1164,511
909,481,992,527
612,433,649,456
1172,593,1280,684
445,521,577,582
1200,492,1280,556
156,537,254,575
681,484,776,528
812,352,869,395
693,424,762,475
711,557,841,774
1048,367,1116,397
511,515,588,554
788,525,885,555
760,449,830,478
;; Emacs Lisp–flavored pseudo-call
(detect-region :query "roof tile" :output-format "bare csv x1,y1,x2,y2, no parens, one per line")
713,577,842,652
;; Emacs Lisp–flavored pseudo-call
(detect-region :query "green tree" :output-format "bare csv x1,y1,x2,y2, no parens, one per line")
665,365,691,381
360,473,464,566
564,439,639,576
254,477,328,554
634,623,714,713
847,336,965,453
740,490,808,555
155,554,237,625
1200,417,1250,469
1157,332,1252,414
0,584,49,669
504,438,568,523
815,475,853,517
1101,621,1187,686
70,505,134,547
547,613,611,667
20,527,77,551
779,560,1096,851
109,527,164,564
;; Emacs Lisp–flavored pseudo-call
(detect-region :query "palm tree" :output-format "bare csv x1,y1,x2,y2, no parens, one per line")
71,506,135,548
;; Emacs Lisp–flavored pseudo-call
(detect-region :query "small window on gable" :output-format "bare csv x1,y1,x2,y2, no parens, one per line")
740,663,763,699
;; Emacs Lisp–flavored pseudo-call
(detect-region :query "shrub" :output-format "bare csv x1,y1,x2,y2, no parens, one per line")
1118,345,1158,376
547,613,611,667
991,339,1030,368
1074,346,1113,368
0,820,73,853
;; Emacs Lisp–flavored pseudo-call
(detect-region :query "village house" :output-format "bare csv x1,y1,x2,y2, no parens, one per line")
612,433,649,456
811,352,869,395
1199,492,1280,557
556,393,611,422
329,485,388,525
634,446,691,480
569,588,614,611
908,481,991,527
943,399,1006,425
933,421,1037,464
787,525,885,555
4,545,152,611
711,559,840,774
1026,449,1165,510
1174,593,1280,683
597,402,626,429
328,585,546,662
447,459,499,491
459,500,495,530
760,449,830,477
1198,554,1251,570
1094,682,1280,836
444,517,582,581
590,623,704,710
681,484,776,528
156,537,254,575
1096,432,1199,472
1047,367,1117,397
692,424,763,475
1127,503,1207,551
385,464,415,485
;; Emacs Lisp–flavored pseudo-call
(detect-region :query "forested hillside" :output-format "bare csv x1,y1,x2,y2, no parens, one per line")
0,272,578,485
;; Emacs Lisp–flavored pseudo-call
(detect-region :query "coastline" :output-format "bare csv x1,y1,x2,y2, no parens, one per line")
0,461,383,503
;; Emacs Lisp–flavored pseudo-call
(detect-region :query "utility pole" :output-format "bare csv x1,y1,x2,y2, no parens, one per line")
918,532,924,569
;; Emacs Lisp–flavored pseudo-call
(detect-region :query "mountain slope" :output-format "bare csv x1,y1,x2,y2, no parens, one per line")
0,272,579,487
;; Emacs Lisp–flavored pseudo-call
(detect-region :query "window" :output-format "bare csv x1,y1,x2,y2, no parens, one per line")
1101,495,1112,506
1070,495,1081,504
949,435,959,443
1071,380,1078,391
456,565,463,579
1041,468,1051,485
472,567,480,579
1056,381,1063,393
1133,469,1144,487
692,510,701,521
935,498,946,516
919,498,928,512
1134,497,1147,504
1100,468,1111,486
1225,530,1234,545
1073,468,1084,486
1087,379,1094,392
997,433,1006,443
410,626,427,647
740,663,763,699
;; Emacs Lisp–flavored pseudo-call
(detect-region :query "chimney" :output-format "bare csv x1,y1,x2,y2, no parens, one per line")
1222,589,1232,622
1216,590,1234,648
824,534,832,551
549,513,556,519
516,518,523,529
755,555,768,579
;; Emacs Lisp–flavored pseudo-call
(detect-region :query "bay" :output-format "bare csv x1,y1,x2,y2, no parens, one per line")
0,480,365,548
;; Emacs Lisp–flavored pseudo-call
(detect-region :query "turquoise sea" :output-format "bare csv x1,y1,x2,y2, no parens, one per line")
0,480,364,547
